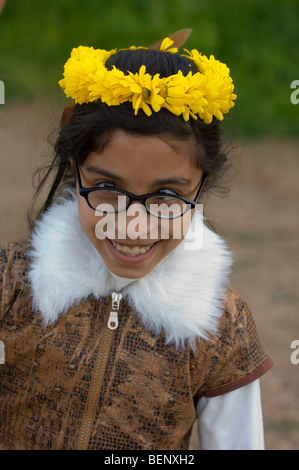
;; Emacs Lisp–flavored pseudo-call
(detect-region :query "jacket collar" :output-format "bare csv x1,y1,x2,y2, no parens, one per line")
28,195,233,348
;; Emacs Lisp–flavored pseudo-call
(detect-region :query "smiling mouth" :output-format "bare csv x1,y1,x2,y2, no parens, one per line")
110,240,157,256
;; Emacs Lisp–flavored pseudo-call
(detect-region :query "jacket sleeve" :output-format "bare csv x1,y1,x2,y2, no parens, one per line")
0,246,8,322
196,379,265,450
0,243,30,324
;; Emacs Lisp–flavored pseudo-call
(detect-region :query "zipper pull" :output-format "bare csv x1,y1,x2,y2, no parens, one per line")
107,292,123,330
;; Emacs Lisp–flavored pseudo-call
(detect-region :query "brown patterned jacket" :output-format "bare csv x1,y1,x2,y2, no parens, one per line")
0,198,272,450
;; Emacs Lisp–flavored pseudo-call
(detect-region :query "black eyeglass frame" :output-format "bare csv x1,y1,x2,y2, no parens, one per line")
73,161,208,219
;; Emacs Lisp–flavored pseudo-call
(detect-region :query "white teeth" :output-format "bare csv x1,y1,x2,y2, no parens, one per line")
111,241,154,256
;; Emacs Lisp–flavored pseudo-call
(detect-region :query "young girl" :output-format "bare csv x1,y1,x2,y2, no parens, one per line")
0,35,272,450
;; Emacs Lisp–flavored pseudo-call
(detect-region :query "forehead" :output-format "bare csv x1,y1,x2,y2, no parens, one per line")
84,129,200,178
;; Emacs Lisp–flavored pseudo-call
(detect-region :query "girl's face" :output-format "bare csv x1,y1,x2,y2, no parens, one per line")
76,129,204,279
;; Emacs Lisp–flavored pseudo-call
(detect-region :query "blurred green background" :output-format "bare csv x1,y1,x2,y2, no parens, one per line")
0,0,298,137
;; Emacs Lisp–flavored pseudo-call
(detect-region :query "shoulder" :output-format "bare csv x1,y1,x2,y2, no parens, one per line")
219,287,264,351
224,286,251,314
222,287,255,329
193,287,272,398
215,287,266,361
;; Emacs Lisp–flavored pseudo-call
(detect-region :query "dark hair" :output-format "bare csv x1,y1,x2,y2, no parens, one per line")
28,48,230,228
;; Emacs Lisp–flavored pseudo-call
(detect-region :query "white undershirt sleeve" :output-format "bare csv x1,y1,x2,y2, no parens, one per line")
196,379,265,450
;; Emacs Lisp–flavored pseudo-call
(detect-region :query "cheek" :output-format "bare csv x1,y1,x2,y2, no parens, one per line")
157,211,195,258
77,199,121,247
77,197,98,238
165,210,194,240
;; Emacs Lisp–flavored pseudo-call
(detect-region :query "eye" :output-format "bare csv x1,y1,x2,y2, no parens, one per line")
95,181,117,189
157,188,180,197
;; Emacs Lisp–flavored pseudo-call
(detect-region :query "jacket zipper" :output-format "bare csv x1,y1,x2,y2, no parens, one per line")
76,292,123,450
107,292,123,330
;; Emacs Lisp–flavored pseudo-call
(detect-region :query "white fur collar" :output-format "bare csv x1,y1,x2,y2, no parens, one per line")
28,195,233,348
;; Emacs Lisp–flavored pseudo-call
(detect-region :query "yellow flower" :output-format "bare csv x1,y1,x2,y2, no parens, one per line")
127,45,148,50
182,72,208,121
144,73,165,112
183,49,207,74
124,66,165,116
159,37,179,54
160,71,190,116
183,49,237,123
59,46,116,104
200,63,236,123
70,45,116,64
59,43,237,123
89,66,132,105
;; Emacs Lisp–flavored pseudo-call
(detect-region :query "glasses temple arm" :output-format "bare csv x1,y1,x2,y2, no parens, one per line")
194,173,208,203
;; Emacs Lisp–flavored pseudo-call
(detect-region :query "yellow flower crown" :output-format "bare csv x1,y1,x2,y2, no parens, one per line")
58,38,236,124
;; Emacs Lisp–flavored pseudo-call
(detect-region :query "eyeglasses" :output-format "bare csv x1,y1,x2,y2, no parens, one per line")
74,161,207,219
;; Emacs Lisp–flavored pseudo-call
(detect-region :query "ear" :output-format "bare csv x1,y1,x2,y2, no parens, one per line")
60,101,75,127
149,28,193,50
68,157,74,169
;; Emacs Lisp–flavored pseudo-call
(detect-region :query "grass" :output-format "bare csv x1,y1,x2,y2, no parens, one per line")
0,0,299,137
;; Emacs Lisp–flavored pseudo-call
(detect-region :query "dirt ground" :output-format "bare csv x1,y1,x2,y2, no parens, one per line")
0,102,298,450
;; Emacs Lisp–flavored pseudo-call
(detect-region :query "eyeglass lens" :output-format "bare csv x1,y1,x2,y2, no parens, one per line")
88,191,191,218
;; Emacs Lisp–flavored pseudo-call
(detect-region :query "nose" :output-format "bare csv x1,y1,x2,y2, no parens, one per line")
126,196,148,212
118,202,157,241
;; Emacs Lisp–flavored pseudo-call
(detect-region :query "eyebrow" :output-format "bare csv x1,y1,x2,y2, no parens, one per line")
85,165,123,181
84,165,192,186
